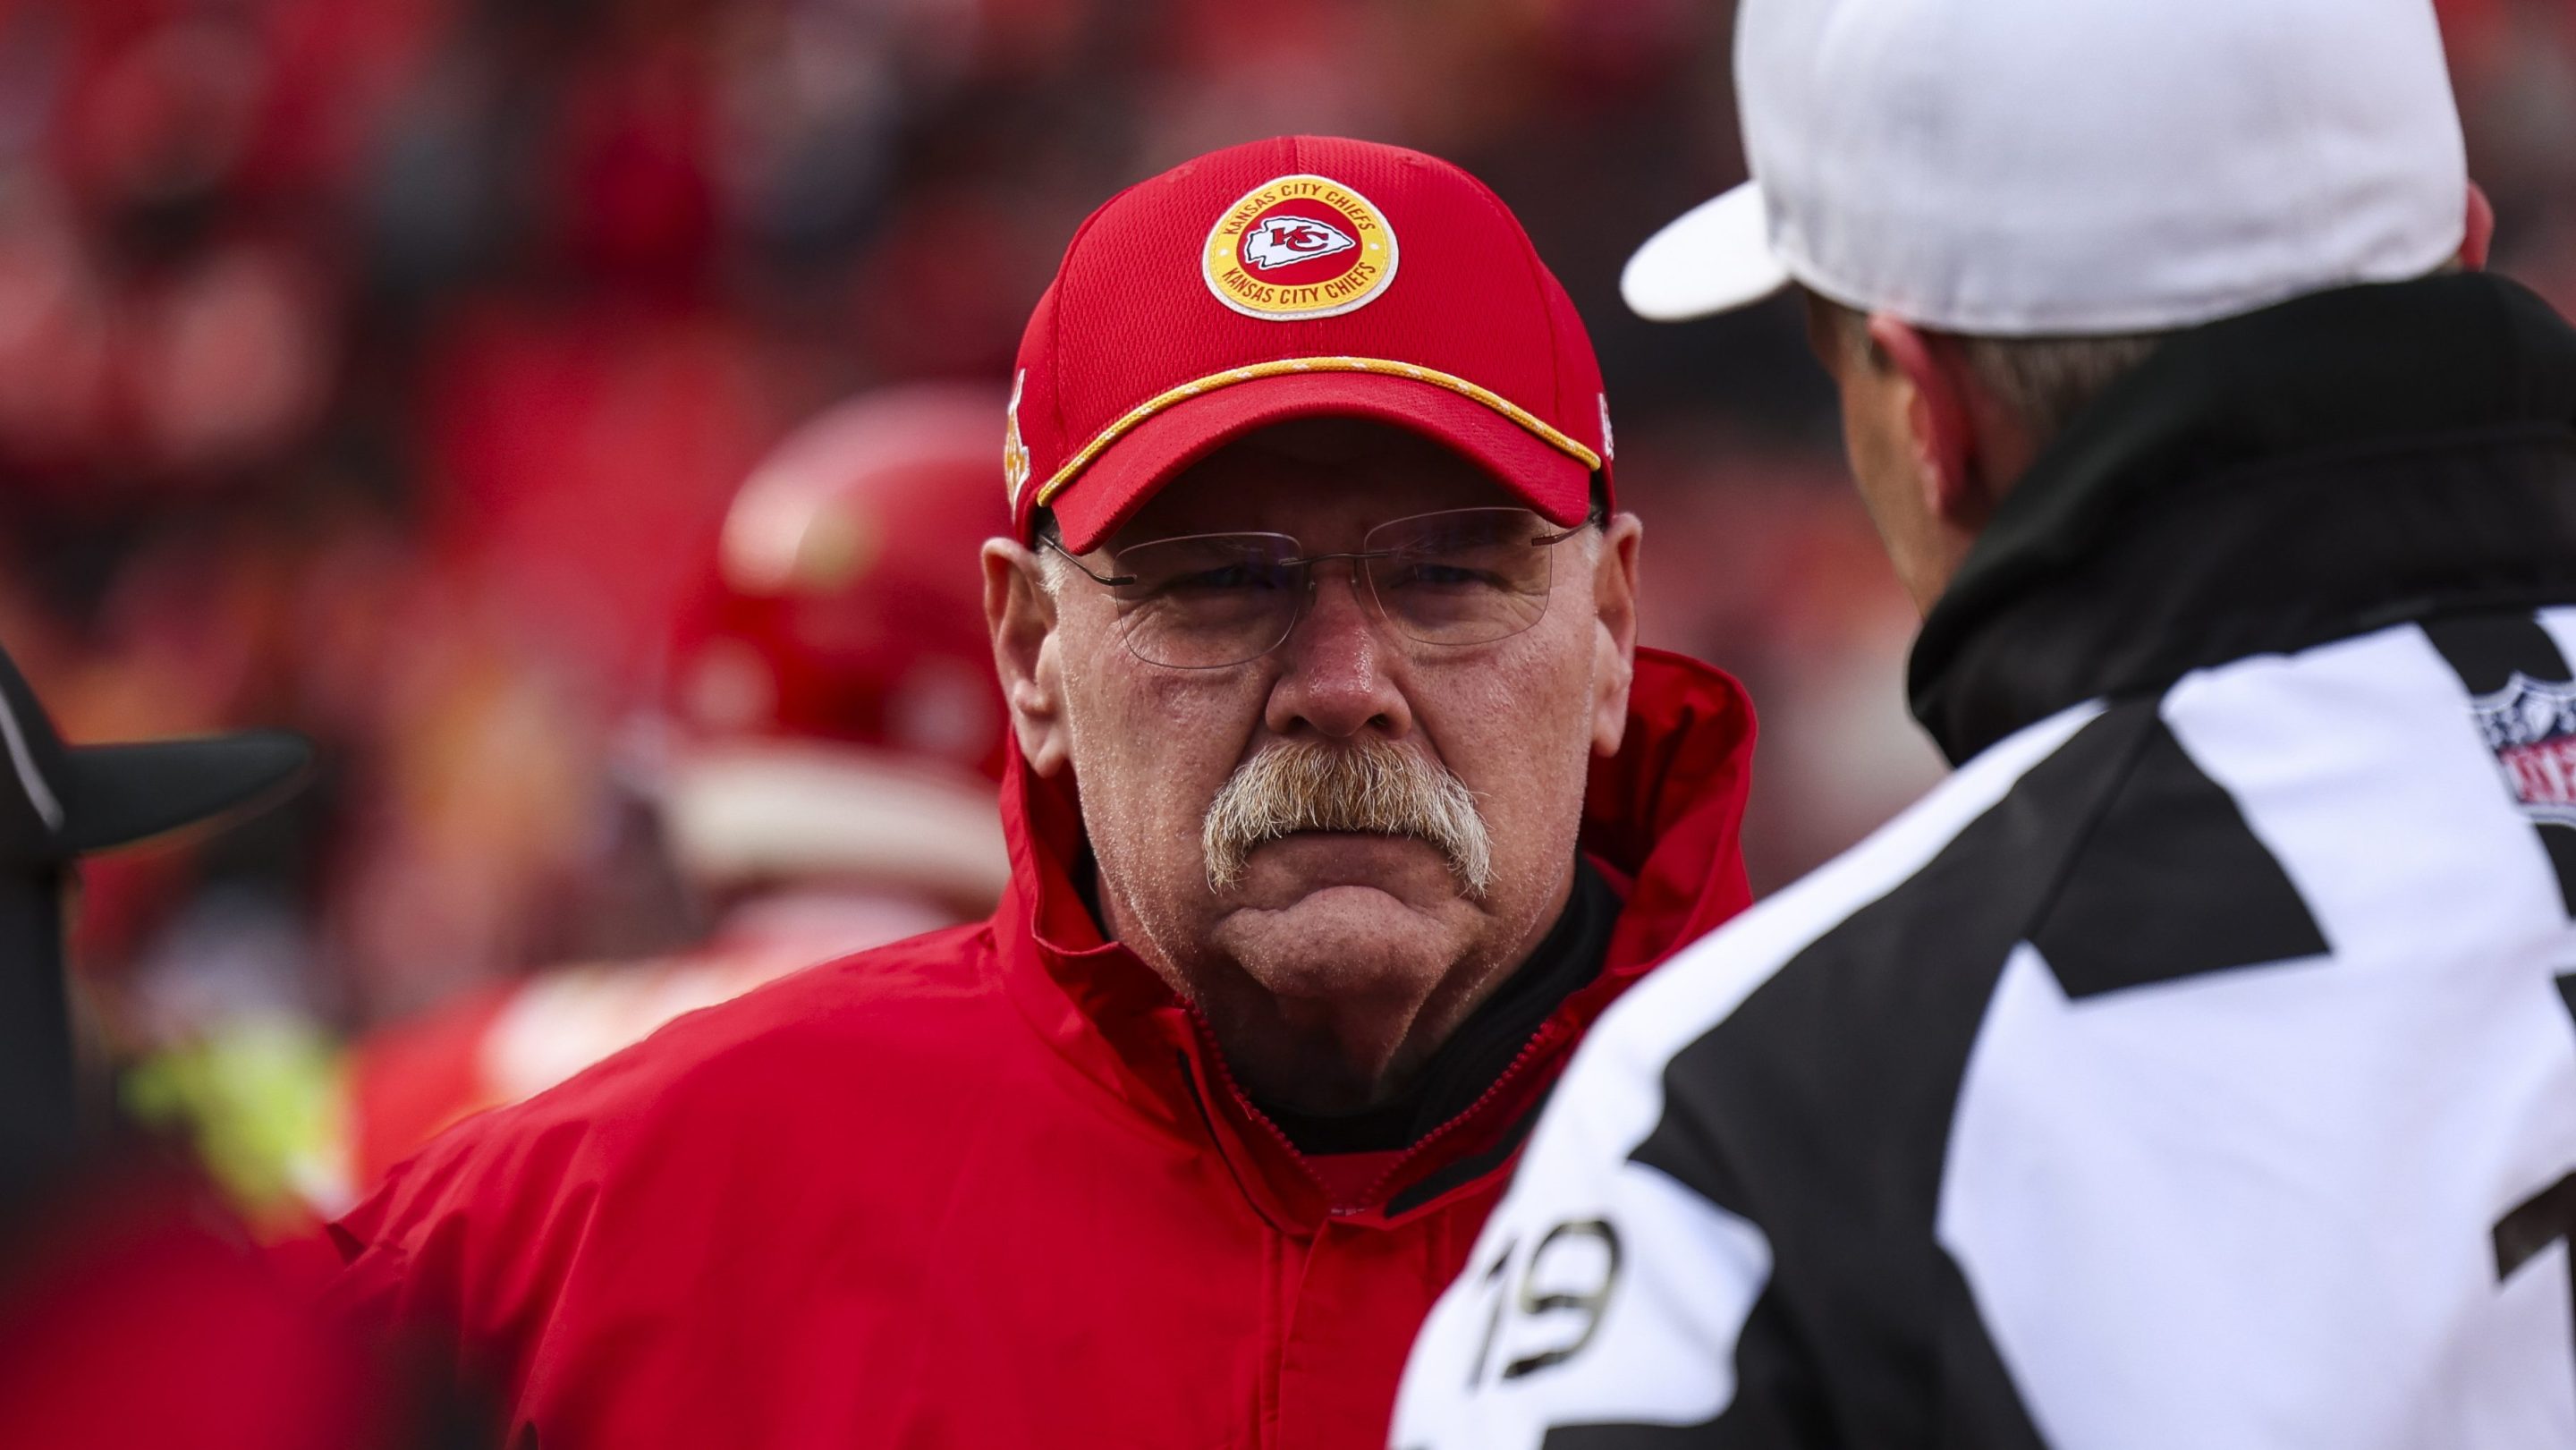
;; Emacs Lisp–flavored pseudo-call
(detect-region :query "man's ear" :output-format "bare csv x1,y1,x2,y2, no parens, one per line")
1588,512,1643,758
984,538,1071,777
1867,314,1992,533
2462,180,2495,271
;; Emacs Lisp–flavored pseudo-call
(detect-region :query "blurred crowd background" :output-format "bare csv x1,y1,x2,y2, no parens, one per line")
3,0,2572,1219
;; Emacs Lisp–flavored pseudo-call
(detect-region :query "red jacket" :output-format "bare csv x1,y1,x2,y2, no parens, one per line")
342,896,959,1191
326,649,1756,1449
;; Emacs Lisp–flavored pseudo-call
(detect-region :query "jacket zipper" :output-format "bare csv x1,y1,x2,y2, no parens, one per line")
1182,1008,1568,1217
1174,1049,1278,1217
1346,1019,1563,1211
1183,1013,1335,1184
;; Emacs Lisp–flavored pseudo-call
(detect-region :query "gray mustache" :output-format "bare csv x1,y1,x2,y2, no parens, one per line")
1201,738,1494,898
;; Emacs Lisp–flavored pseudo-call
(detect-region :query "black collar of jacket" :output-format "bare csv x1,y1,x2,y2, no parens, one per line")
1911,272,2576,766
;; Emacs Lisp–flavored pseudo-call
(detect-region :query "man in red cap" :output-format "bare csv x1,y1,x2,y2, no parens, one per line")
327,135,1758,1449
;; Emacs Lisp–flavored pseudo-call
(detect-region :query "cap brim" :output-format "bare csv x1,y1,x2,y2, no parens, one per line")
1046,372,1595,554
1621,182,1794,323
58,731,315,856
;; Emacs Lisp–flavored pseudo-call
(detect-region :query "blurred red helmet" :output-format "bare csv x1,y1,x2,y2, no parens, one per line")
658,385,1013,906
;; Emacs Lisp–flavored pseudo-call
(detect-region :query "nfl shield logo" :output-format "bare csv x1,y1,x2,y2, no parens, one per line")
2472,673,2576,827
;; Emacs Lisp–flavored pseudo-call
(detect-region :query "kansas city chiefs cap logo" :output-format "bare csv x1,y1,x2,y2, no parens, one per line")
1203,174,1398,321
1243,216,1356,269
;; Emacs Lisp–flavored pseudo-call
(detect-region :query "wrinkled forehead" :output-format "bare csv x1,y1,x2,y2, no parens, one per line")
1108,419,1528,550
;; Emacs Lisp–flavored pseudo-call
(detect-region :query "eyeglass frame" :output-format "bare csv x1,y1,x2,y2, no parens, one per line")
1037,504,1605,670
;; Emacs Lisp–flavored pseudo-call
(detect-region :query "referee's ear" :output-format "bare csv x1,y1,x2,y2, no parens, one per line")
1865,317,1978,532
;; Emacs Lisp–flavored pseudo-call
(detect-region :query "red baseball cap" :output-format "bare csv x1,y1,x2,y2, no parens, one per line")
1005,135,1614,552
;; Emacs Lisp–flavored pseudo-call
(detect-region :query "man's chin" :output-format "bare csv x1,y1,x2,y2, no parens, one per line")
1209,879,1469,1005
1205,835,1475,996
1224,832,1462,910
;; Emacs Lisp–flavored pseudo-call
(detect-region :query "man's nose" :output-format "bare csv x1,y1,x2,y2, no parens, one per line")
1264,565,1413,740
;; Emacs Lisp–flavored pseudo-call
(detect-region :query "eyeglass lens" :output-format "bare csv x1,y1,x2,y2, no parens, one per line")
1102,507,1569,669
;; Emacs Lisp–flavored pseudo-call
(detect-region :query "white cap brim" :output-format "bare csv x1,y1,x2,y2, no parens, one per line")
1620,182,1795,322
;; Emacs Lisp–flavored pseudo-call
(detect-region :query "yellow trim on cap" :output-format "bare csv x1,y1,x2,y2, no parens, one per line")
1027,357,1602,511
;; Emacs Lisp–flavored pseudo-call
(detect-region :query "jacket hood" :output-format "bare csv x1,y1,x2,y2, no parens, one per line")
1913,272,2576,764
992,646,1757,1225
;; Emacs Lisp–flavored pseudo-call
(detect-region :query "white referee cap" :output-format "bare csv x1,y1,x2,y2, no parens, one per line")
1623,0,2469,335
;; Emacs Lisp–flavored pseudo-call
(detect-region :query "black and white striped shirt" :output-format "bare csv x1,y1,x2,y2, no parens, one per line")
1394,274,2576,1447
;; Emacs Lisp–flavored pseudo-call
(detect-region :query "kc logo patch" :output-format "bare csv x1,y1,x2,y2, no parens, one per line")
2473,674,2576,826
1203,174,1398,321
1243,216,1356,270
1003,369,1031,508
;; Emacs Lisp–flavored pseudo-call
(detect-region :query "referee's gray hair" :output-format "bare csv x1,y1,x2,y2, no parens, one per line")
1806,292,2165,449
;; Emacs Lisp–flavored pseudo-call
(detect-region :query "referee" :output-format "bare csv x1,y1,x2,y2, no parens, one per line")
1394,0,2576,1445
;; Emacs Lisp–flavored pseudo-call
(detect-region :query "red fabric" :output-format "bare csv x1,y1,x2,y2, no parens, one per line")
1010,136,1614,552
342,902,967,1194
326,649,1755,1449
345,984,513,1190
1044,369,1593,557
0,1176,387,1450
1304,1148,1408,1211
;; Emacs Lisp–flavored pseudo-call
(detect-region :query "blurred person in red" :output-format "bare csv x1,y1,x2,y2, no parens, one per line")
340,385,1011,1192
326,135,1758,1448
